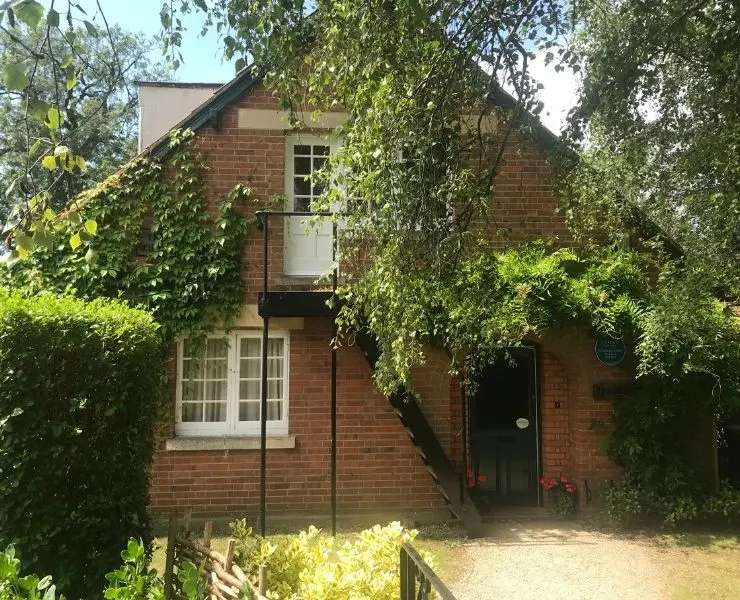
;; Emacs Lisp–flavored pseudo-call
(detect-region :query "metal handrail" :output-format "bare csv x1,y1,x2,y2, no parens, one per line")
400,543,457,600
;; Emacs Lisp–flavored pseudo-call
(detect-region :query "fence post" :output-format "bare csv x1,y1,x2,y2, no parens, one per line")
163,511,178,600
258,564,268,596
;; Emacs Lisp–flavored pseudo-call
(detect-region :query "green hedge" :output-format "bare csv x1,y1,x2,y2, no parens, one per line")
0,289,165,599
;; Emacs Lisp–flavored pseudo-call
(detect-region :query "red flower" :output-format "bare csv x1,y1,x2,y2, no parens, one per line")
565,484,575,493
561,475,569,483
477,474,487,483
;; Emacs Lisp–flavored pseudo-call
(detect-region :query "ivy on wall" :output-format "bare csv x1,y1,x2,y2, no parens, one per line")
4,130,256,340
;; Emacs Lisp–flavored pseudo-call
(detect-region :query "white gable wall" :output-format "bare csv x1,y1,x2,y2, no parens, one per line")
137,83,221,152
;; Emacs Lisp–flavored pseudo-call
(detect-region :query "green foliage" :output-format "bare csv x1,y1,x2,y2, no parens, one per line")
0,545,63,600
337,242,652,394
103,540,163,600
3,130,254,340
559,0,740,294
0,289,165,600
702,484,740,526
0,5,169,250
230,520,430,600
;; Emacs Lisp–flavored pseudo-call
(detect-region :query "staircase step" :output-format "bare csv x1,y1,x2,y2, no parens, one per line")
436,484,451,503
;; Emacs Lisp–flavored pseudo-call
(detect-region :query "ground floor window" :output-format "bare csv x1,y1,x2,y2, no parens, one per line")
176,331,289,436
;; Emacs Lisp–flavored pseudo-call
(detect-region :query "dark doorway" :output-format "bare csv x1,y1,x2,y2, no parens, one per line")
469,347,540,509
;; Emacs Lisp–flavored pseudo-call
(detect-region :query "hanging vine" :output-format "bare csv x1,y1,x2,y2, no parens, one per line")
3,129,257,340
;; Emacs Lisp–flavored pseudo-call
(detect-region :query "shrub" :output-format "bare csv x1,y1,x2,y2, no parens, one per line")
0,290,165,600
230,521,432,600
702,484,740,526
0,545,64,600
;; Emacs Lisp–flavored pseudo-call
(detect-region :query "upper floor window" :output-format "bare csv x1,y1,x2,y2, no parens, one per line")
176,332,289,436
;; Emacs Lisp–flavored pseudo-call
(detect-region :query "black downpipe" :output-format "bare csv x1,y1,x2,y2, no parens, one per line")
330,221,338,536
259,214,269,537
460,382,468,505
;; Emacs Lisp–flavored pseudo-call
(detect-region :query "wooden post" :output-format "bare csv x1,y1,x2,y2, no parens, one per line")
203,521,213,548
163,511,178,600
224,539,235,572
183,508,192,536
258,564,267,596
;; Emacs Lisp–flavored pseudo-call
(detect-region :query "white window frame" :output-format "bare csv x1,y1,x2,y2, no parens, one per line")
175,331,290,437
284,134,341,214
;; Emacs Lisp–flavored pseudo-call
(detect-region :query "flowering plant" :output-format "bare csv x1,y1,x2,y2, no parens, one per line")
466,471,487,488
540,475,577,517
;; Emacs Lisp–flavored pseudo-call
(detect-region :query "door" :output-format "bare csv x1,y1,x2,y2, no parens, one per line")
284,136,337,276
470,347,540,507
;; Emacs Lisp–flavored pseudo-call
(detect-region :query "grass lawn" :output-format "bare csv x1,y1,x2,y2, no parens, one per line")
654,531,740,600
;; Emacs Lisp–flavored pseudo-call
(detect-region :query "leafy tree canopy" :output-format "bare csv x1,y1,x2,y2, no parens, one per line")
559,0,740,297
0,1,168,251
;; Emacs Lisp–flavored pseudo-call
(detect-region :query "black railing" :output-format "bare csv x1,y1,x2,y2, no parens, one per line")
400,543,457,600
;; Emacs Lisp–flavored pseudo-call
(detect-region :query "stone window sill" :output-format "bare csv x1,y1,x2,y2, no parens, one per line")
165,435,296,451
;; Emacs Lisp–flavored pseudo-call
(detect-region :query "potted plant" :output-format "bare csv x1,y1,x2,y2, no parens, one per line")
540,476,577,517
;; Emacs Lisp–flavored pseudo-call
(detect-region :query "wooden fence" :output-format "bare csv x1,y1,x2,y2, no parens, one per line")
163,511,273,600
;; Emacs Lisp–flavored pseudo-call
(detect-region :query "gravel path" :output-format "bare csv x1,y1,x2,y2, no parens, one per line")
448,520,667,600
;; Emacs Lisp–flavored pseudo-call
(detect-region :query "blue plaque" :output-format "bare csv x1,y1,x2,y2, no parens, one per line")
595,336,626,365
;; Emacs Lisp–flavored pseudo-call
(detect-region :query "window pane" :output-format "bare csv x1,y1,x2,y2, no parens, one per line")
267,357,282,378
205,402,227,422
267,338,284,357
313,157,327,171
294,144,311,155
183,338,205,360
294,176,311,196
239,401,260,421
267,379,282,400
205,380,227,401
267,401,282,421
240,380,260,401
182,402,203,422
207,338,229,358
182,380,203,402
206,358,228,379
294,197,311,212
314,145,330,156
182,359,204,380
240,338,260,357
294,156,311,174
240,358,260,379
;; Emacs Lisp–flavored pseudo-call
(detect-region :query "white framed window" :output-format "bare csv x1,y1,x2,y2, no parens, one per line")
176,331,289,436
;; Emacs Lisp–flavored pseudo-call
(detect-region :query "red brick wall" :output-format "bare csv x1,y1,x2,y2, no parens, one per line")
150,318,444,518
149,81,629,518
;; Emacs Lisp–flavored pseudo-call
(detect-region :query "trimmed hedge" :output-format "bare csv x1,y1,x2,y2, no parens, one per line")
0,289,165,599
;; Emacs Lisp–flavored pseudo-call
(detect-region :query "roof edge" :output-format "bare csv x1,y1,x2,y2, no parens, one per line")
140,66,262,160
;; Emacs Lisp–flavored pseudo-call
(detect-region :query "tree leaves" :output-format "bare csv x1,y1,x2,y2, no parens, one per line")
3,63,29,90
12,0,44,29
46,7,59,27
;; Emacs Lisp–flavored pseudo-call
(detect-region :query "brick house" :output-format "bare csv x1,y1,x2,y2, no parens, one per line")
140,69,632,536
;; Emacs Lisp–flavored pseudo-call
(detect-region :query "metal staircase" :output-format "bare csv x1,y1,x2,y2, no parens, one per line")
355,328,484,538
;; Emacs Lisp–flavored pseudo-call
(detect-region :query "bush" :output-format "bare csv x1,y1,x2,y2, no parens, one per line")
0,545,64,600
0,290,165,600
702,484,740,526
230,521,432,600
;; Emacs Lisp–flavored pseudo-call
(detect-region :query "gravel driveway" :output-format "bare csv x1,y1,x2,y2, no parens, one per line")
447,520,666,600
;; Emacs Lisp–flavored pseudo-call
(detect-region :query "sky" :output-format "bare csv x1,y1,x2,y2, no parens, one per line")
42,1,579,133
